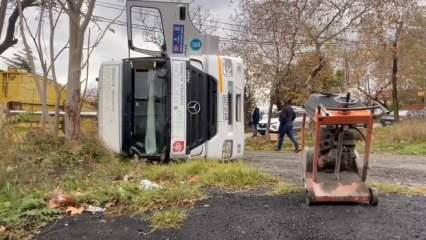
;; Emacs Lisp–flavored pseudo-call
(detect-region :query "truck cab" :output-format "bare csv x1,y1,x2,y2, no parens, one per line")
98,0,245,161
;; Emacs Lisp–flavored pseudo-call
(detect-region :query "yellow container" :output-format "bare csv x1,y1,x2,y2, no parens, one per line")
0,68,66,112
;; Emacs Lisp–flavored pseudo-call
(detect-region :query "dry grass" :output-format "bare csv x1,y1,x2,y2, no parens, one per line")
150,209,187,231
373,120,426,155
245,136,278,151
377,120,426,143
370,183,426,197
272,182,304,195
0,124,276,239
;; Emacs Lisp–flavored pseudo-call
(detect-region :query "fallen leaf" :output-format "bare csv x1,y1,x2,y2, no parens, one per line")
66,206,85,216
123,174,134,182
112,175,123,181
48,189,76,209
0,226,6,235
105,202,116,208
188,176,201,185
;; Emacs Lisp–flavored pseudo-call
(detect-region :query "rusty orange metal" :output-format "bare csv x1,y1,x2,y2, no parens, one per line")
302,106,376,205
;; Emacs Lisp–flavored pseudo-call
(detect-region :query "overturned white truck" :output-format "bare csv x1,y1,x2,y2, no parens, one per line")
98,0,245,162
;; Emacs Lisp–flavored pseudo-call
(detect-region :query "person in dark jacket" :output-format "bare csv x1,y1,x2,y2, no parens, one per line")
252,107,260,137
277,104,301,152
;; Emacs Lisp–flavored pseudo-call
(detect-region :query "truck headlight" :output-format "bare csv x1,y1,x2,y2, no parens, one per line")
222,140,233,159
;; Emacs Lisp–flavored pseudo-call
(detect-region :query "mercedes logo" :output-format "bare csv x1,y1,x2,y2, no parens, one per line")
187,101,201,115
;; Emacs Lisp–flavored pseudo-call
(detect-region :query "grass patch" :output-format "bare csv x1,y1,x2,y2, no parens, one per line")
201,163,275,190
0,184,60,237
245,133,308,152
0,124,275,239
372,120,426,155
370,183,426,197
150,209,187,231
272,182,304,195
245,136,277,151
141,160,276,191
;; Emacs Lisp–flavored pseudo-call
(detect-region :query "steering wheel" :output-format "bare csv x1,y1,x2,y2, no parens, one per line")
334,94,359,105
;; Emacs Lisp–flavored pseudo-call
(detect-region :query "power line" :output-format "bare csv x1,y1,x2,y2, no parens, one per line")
93,1,390,46
94,15,380,48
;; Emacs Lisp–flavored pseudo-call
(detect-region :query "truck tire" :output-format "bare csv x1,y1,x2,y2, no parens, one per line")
305,148,314,173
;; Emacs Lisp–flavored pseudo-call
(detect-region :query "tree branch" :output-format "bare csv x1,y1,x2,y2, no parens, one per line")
0,0,8,39
80,0,96,32
0,0,37,55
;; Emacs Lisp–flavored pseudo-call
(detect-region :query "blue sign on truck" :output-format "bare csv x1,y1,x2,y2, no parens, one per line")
172,24,184,54
190,38,202,51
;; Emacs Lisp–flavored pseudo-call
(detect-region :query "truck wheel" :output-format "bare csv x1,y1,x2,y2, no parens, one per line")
305,190,314,206
160,146,170,164
305,149,314,173
369,188,379,206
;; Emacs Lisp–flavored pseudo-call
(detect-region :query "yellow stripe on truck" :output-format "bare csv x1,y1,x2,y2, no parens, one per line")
217,56,225,95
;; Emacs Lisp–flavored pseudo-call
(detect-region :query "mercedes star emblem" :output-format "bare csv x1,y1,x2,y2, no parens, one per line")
187,101,201,115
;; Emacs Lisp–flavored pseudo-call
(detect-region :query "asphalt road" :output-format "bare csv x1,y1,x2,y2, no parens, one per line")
38,193,426,240
38,152,426,240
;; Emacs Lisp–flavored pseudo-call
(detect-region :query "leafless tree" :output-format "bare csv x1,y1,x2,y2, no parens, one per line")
297,0,373,91
0,0,38,55
351,0,422,119
230,0,304,135
56,0,96,143
16,0,41,129
190,3,217,35
0,0,8,39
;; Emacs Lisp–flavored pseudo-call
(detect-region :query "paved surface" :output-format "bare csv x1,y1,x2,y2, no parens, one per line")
38,152,426,240
244,151,426,186
38,193,426,240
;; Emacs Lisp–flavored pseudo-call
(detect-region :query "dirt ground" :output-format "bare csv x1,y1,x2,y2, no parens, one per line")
244,151,426,186
37,152,426,240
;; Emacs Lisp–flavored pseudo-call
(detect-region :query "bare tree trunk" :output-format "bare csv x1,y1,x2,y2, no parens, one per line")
63,0,96,143
391,21,403,122
266,94,274,136
17,1,43,129
0,0,36,54
21,5,49,130
80,28,91,111
37,10,49,130
344,49,350,92
47,1,66,136
0,0,8,38
65,10,83,142
391,40,400,122
306,45,326,92
53,91,62,134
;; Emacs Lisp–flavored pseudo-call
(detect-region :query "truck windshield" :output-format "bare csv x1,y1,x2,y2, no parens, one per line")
133,66,168,156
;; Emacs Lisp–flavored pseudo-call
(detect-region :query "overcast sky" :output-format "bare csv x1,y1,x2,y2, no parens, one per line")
0,0,236,88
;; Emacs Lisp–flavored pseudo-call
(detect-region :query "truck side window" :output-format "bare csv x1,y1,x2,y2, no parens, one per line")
236,94,241,122
228,81,233,125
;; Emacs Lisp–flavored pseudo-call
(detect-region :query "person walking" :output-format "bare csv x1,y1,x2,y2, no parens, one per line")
252,107,260,137
276,104,301,152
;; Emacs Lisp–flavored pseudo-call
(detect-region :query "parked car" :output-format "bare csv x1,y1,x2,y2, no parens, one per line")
257,106,308,135
379,110,410,126
408,108,426,120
